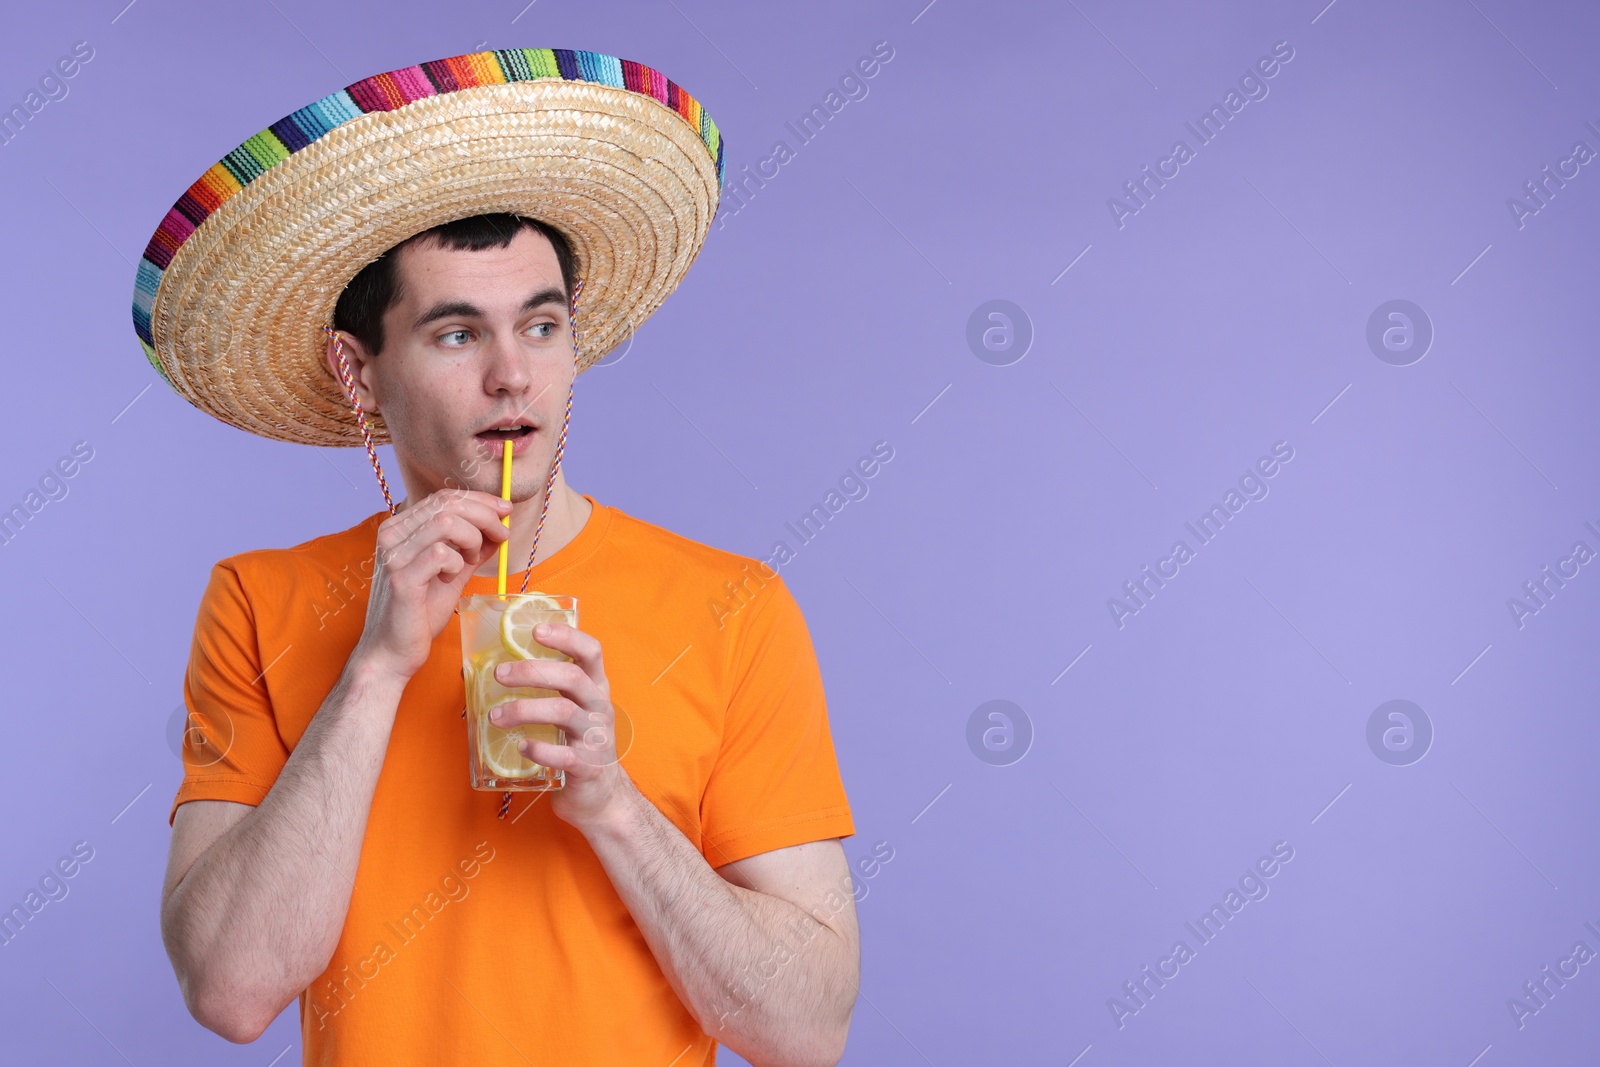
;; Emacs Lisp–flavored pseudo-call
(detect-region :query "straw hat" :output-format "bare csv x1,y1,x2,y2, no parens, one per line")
130,48,725,447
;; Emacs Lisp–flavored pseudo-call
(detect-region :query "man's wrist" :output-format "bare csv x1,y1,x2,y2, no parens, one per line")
579,771,648,848
342,646,413,702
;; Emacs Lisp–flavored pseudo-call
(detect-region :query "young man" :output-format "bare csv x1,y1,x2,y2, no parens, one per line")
138,49,858,1066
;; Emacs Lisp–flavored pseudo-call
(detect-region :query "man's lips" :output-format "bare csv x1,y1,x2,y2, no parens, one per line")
475,424,537,456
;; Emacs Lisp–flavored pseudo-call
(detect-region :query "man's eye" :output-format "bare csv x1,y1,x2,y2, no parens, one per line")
440,329,472,346
528,322,555,339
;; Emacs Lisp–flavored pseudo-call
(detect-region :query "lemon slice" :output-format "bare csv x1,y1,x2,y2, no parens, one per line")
470,650,505,708
479,701,564,779
481,715,540,778
499,594,568,660
471,650,557,779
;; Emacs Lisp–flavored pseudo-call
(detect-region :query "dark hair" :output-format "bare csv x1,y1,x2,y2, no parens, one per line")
332,213,578,355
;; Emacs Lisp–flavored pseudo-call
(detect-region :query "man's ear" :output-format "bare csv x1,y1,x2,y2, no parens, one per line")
324,330,381,413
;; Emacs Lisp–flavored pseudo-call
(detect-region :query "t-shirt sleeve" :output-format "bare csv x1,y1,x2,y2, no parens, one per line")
699,575,855,868
168,560,291,826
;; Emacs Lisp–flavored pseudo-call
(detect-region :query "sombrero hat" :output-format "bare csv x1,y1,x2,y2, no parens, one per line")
130,48,725,447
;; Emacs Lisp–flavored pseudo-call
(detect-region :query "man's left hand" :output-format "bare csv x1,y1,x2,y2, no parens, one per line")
492,622,633,831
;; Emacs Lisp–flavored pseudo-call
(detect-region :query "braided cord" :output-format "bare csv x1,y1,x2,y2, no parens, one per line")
519,275,582,593
324,326,398,516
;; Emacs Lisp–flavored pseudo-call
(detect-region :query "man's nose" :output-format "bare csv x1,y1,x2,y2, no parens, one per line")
482,334,532,394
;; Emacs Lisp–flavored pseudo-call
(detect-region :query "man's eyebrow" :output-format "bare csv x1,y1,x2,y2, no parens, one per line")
411,288,567,331
520,287,568,313
412,300,484,330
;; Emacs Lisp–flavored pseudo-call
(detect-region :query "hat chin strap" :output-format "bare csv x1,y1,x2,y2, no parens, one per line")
520,274,581,595
324,324,400,515
324,275,584,821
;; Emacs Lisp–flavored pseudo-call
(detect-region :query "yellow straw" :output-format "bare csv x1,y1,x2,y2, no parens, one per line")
497,439,512,596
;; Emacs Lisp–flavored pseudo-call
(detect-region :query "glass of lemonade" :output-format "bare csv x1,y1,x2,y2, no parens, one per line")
459,593,578,791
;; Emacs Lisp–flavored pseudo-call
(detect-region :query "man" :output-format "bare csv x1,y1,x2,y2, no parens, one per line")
139,49,858,1067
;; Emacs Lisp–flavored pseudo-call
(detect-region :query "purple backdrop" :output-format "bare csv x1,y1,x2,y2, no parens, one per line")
2,0,1597,1063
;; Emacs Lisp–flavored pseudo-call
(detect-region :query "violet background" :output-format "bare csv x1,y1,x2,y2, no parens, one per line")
2,0,1597,1063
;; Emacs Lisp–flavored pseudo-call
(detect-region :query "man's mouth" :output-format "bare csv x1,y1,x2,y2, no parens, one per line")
476,424,535,442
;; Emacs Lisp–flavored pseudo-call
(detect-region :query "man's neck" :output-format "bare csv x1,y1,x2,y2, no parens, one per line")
479,476,591,577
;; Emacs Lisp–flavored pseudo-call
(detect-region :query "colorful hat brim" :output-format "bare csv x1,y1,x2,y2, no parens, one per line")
132,49,725,446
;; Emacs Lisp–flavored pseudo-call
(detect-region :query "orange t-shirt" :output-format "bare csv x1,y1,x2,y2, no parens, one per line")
170,494,855,1066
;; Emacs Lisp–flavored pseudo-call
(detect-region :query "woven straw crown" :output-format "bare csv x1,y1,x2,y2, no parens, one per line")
131,48,725,446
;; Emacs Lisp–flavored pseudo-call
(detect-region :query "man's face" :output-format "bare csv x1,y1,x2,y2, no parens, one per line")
366,227,572,501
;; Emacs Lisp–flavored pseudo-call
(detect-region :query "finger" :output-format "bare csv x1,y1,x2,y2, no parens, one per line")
386,512,493,573
490,695,579,730
392,539,468,589
378,518,452,574
375,507,444,572
519,737,580,773
380,489,460,546
439,491,514,539
456,488,515,518
401,497,508,552
432,512,496,560
569,710,620,766
525,720,617,769
434,496,513,568
494,659,601,706
515,623,607,687
382,491,508,562
437,489,514,532
493,700,618,765
410,494,511,577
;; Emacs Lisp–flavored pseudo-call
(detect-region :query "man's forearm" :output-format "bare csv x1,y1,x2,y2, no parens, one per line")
582,781,854,1067
163,654,407,1038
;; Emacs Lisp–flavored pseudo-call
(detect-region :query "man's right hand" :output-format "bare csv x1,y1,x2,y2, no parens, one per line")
353,489,511,681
